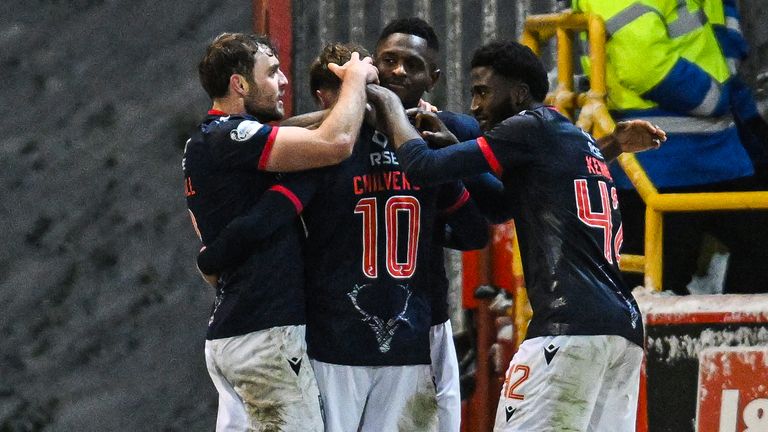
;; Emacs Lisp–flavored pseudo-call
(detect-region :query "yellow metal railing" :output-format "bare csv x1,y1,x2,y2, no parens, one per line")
521,11,768,291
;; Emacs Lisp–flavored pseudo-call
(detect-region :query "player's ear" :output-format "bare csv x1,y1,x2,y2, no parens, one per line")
512,82,530,105
231,74,250,96
428,68,441,92
316,89,338,109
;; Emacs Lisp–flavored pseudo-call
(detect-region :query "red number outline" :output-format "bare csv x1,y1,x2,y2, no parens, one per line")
355,196,421,279
385,196,420,278
574,179,618,264
354,198,378,278
504,364,530,400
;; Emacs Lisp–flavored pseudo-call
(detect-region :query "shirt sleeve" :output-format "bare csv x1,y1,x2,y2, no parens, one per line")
397,113,542,186
437,111,482,142
196,171,320,274
209,119,280,171
438,182,489,251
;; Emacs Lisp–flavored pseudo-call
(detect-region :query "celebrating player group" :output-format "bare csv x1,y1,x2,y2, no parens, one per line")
183,16,666,432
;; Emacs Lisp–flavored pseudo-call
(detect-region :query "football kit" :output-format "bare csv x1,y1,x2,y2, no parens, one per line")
183,110,322,431
395,106,645,431
199,112,490,431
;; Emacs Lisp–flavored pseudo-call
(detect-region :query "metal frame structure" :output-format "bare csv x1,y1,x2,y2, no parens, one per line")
521,11,768,292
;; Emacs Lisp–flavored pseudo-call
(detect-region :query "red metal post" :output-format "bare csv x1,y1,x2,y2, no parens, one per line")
489,223,517,403
462,247,494,432
252,0,294,117
636,358,648,432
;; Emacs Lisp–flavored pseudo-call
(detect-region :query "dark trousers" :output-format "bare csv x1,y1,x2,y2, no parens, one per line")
618,177,768,294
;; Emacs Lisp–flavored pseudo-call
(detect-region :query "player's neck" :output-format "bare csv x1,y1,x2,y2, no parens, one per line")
527,101,544,111
211,97,246,116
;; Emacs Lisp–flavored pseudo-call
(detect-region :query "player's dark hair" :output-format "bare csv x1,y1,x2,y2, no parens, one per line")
309,42,369,95
377,17,440,53
471,40,549,102
198,32,277,99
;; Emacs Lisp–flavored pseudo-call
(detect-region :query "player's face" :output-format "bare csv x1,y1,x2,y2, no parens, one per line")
375,33,439,109
470,66,520,132
244,49,288,122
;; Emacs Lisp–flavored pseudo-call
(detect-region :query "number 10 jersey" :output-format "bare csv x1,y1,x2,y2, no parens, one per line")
301,125,467,366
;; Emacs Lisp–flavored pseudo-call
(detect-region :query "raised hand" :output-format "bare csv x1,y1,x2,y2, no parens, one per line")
365,83,402,112
406,109,459,148
328,51,379,84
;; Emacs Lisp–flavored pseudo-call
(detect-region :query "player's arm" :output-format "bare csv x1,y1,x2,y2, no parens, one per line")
366,84,493,185
262,52,378,172
196,174,319,276
279,109,328,128
438,183,489,251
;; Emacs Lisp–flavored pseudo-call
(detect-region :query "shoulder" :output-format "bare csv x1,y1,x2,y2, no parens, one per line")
437,111,481,141
487,110,544,141
203,114,269,139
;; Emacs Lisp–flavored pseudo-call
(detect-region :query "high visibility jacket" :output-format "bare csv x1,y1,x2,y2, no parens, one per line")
704,0,749,73
573,0,753,188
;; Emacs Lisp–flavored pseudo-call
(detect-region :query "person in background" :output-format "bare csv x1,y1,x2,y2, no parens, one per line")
705,0,768,180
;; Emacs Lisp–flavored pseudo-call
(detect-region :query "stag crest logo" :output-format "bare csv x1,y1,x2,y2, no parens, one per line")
347,283,412,353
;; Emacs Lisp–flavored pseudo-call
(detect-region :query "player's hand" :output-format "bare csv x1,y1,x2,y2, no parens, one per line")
417,99,439,113
365,83,403,113
612,120,666,154
197,246,219,289
328,52,379,84
406,109,459,148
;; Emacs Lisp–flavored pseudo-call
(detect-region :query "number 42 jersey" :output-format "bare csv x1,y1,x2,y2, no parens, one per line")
396,106,644,347
301,125,470,367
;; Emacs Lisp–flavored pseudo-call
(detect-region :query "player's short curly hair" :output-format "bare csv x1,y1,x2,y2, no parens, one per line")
377,17,439,53
471,40,549,102
198,32,277,99
309,42,370,96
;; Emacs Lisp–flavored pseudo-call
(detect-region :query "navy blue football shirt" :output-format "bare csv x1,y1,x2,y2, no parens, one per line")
183,110,307,340
396,106,644,347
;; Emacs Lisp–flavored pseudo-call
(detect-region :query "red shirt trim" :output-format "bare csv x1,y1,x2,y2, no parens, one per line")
442,189,470,215
208,109,227,116
476,136,503,177
257,126,280,171
269,184,303,214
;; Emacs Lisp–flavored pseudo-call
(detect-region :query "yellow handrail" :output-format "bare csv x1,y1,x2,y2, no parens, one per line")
522,11,768,291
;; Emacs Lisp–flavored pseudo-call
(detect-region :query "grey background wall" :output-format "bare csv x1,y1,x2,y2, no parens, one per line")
1,1,766,430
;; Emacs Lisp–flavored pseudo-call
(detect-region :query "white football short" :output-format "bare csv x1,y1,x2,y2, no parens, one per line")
204,325,323,432
430,319,461,432
493,334,643,432
311,359,438,432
